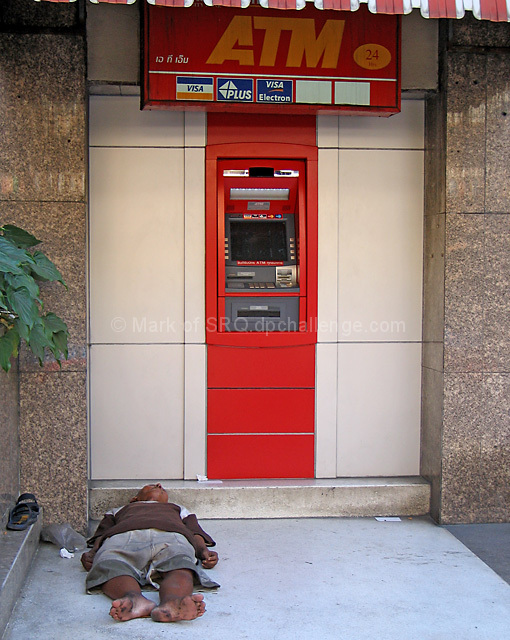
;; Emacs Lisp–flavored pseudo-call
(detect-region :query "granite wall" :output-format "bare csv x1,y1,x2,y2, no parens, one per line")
0,361,19,528
422,17,510,523
0,1,88,531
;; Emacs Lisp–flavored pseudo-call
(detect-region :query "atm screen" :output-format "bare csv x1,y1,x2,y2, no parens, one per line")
230,221,288,262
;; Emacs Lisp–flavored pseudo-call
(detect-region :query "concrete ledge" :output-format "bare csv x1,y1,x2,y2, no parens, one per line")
90,477,430,520
0,513,42,639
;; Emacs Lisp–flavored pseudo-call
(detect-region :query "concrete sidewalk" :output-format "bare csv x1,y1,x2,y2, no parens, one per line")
4,517,510,640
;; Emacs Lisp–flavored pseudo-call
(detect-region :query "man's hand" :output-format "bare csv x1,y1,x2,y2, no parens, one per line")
194,534,219,569
200,549,219,569
80,550,95,572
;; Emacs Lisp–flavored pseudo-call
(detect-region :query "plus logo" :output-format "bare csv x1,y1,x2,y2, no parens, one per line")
217,79,253,102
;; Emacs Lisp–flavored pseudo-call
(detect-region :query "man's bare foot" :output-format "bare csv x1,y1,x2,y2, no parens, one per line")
151,593,206,623
109,592,156,622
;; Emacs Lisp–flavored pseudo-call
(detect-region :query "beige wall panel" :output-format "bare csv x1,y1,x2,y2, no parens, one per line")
184,112,207,147
184,345,207,479
90,345,184,480
184,148,206,344
337,149,424,342
315,343,338,478
338,100,424,150
89,96,184,147
401,12,438,91
89,147,185,343
317,148,339,343
317,115,339,149
337,343,422,476
87,4,139,85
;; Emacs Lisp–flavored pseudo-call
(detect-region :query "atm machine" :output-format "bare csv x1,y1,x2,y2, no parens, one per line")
205,124,318,479
222,161,303,332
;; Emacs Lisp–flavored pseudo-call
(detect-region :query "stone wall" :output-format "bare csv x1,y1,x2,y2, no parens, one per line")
0,361,19,528
422,16,510,523
0,0,88,531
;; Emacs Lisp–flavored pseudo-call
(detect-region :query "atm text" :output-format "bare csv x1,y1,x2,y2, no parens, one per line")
206,16,346,69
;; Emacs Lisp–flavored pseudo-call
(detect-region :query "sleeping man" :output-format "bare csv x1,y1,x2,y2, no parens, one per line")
81,483,219,623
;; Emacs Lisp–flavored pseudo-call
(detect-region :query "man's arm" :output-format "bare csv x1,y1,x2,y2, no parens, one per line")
80,512,116,572
80,538,101,571
194,534,219,569
179,507,218,566
181,513,216,547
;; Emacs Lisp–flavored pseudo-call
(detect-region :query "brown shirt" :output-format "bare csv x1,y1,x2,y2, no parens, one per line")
88,501,215,556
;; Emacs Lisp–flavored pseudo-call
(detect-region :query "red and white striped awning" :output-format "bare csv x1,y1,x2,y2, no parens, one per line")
34,0,510,22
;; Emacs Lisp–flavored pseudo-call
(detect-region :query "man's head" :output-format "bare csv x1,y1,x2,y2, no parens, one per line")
130,483,169,504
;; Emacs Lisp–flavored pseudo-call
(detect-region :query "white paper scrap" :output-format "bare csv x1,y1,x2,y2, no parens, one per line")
196,475,223,484
59,548,75,558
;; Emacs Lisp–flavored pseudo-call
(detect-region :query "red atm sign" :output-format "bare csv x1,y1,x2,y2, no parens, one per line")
142,4,400,115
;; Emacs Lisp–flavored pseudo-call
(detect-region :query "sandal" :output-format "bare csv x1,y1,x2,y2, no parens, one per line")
16,493,40,516
6,503,37,530
6,493,40,531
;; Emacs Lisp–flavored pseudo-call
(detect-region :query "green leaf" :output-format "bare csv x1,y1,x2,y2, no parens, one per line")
0,236,31,263
0,291,9,311
14,317,30,342
0,225,69,369
52,330,69,360
27,320,51,364
6,287,39,328
0,224,41,248
30,251,66,286
0,255,24,276
0,328,20,373
5,272,40,300
42,312,68,335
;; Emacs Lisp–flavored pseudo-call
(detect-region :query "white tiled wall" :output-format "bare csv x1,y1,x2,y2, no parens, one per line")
89,97,206,480
89,96,185,147
89,146,185,344
316,101,424,477
336,343,422,476
89,344,185,479
89,97,424,481
337,148,423,343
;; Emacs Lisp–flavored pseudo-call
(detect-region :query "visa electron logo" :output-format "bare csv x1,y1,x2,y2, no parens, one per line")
217,79,253,102
257,79,292,103
207,17,345,69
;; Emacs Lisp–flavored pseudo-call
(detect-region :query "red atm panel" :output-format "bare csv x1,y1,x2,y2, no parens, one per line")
206,122,317,479
208,388,315,434
207,434,315,479
208,345,315,389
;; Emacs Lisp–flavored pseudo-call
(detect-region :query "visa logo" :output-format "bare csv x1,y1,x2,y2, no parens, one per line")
266,81,284,90
187,85,204,92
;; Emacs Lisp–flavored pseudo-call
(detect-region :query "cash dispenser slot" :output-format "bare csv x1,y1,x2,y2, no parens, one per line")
237,308,280,318
225,296,299,331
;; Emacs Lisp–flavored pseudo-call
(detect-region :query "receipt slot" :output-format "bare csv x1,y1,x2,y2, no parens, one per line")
205,120,318,479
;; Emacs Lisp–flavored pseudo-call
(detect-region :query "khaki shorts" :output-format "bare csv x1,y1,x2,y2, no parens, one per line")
85,529,219,592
